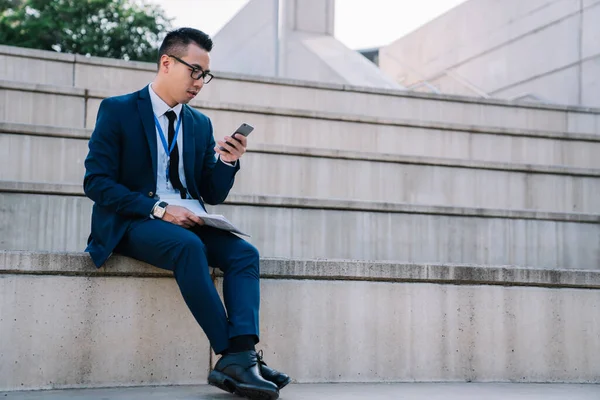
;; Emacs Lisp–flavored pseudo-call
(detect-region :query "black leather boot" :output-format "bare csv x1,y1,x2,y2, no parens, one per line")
257,350,292,390
208,350,279,400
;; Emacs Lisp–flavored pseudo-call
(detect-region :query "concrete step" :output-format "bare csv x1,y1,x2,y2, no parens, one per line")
2,126,599,214
1,182,598,269
1,251,599,391
6,102,600,171
1,45,600,135
1,383,599,399
202,107,600,170
3,81,600,167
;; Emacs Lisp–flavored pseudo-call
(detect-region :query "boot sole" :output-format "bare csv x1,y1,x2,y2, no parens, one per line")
277,376,292,390
208,369,279,400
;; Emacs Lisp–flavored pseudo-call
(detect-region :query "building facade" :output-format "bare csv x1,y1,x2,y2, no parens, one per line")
380,0,600,107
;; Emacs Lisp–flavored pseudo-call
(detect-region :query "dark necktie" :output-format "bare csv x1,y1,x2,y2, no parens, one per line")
165,110,187,199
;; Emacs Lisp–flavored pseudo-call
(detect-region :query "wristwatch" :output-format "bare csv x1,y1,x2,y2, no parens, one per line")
152,201,169,219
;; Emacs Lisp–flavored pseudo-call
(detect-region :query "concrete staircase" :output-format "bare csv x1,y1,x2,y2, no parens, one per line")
3,251,599,391
0,45,599,392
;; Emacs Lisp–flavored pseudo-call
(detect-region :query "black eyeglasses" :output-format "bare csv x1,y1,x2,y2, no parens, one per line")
168,55,214,84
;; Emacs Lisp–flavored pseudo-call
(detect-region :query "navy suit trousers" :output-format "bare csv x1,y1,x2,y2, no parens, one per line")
115,219,260,354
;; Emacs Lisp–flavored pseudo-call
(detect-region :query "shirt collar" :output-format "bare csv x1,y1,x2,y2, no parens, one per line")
148,83,183,119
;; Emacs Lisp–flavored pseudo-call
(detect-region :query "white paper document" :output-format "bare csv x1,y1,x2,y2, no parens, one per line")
164,199,250,237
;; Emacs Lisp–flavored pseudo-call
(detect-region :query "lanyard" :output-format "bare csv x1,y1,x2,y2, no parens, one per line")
153,113,182,182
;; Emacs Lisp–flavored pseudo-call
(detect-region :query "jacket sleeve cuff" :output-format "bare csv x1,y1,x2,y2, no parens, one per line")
218,155,238,168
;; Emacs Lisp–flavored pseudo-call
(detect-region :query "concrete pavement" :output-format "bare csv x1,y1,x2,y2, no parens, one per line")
1,383,599,400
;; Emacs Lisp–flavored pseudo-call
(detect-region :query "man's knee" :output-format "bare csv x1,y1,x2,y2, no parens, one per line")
241,242,260,265
233,241,260,276
174,232,207,263
243,242,260,264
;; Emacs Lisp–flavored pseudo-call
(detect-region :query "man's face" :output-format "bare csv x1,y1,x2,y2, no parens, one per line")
163,43,211,105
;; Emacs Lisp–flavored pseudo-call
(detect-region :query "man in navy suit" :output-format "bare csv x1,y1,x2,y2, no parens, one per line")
83,27,288,400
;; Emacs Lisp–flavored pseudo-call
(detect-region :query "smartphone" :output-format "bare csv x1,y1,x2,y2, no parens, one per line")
219,123,254,152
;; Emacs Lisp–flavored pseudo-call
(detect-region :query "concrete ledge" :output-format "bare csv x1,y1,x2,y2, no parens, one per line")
2,123,599,177
0,80,84,97
185,100,600,142
74,54,156,71
207,75,600,115
82,90,600,141
2,251,600,290
224,194,600,223
0,122,89,139
249,144,600,177
3,190,597,268
0,44,75,62
2,251,599,387
1,180,598,224
3,44,600,113
2,83,600,142
0,181,85,196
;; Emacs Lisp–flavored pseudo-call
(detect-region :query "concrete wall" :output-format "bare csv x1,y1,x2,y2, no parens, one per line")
0,274,210,390
1,189,598,270
2,46,600,135
5,108,600,169
2,78,600,139
2,132,599,214
248,278,600,383
380,0,600,107
1,252,599,390
166,111,600,169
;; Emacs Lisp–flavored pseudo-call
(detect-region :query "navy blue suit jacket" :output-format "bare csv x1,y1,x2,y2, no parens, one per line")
83,85,239,267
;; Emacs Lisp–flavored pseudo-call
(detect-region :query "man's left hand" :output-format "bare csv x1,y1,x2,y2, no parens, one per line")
215,133,247,163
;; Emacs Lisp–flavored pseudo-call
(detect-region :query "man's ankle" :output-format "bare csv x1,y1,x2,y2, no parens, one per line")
227,335,256,353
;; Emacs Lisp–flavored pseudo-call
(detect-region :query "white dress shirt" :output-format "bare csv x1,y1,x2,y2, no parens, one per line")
148,83,189,201
148,83,235,204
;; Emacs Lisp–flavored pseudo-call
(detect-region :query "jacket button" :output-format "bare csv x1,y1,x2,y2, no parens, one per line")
148,191,154,197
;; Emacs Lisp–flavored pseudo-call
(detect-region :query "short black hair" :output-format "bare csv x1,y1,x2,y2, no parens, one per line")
157,28,213,66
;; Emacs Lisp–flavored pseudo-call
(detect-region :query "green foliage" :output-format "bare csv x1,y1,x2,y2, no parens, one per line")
0,0,172,62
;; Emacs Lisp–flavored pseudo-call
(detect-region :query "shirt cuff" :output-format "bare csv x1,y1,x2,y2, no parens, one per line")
219,156,237,167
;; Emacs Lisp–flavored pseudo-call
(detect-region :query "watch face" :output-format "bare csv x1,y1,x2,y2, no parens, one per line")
154,206,165,219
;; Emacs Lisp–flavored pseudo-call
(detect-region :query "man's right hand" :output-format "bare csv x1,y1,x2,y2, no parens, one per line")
163,205,205,228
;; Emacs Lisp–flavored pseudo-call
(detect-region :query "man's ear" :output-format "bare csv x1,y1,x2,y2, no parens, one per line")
159,55,171,73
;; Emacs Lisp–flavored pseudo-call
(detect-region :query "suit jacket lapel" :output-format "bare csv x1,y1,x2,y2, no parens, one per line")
182,105,196,195
138,86,158,184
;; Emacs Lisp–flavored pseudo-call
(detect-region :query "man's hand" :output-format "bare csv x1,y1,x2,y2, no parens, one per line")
215,133,247,163
163,205,204,228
